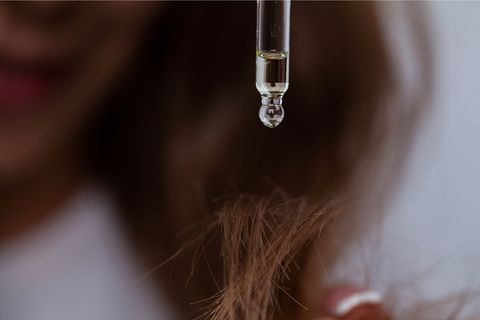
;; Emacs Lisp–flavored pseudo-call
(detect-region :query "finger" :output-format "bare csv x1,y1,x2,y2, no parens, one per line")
339,303,386,320
323,286,387,320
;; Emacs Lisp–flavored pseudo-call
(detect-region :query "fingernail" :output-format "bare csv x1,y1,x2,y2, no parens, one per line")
325,286,382,318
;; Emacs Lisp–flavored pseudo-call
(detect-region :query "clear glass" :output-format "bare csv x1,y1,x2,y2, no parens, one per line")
256,0,290,128
256,51,289,99
256,0,290,53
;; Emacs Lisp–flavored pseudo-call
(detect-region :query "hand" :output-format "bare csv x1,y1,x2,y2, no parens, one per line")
318,287,387,320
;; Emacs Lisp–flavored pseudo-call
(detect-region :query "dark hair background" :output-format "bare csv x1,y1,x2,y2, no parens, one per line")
87,2,433,320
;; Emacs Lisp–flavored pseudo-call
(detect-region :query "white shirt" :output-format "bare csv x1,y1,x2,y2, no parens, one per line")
0,183,178,320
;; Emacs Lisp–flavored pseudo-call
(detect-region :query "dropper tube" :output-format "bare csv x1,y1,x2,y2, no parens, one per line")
256,0,291,128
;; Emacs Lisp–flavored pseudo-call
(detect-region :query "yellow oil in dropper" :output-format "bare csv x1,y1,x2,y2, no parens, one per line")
256,0,290,128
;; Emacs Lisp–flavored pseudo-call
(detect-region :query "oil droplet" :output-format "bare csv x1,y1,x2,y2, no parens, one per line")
259,97,284,128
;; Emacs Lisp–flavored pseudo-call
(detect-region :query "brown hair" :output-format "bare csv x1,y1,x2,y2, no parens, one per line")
89,2,441,320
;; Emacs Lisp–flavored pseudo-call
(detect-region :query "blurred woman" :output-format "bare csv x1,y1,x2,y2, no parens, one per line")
0,2,467,320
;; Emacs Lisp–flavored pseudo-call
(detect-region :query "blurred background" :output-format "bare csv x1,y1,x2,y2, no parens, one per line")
380,1,480,301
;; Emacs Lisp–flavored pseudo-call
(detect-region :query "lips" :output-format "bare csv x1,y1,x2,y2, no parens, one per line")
0,55,65,114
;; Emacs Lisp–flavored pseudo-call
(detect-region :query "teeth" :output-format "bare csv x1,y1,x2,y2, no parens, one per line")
333,290,382,317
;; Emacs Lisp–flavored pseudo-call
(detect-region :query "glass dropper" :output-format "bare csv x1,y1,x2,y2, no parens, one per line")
256,0,291,128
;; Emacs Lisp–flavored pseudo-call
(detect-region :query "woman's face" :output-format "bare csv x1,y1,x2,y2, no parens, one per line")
0,2,160,184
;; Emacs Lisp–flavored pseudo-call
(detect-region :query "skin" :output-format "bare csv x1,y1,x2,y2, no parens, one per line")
0,3,388,320
0,1,160,242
